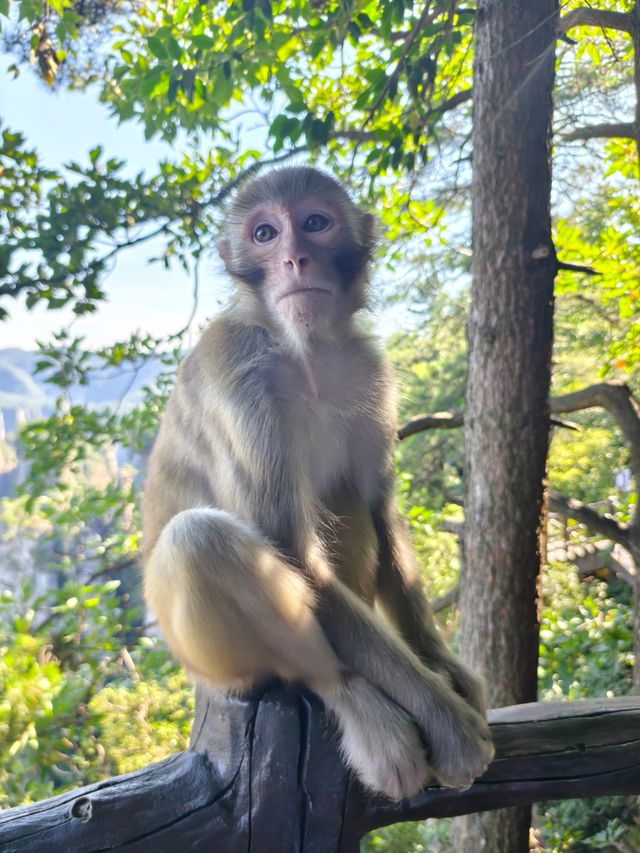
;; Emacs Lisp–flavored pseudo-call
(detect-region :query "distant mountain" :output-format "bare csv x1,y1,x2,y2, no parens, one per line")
0,348,165,498
0,351,50,435
0,350,50,406
0,348,163,436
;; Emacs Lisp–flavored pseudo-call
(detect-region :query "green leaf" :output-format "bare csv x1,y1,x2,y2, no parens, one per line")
168,75,181,103
192,34,213,49
139,68,168,99
147,36,168,60
166,37,183,61
174,1,189,24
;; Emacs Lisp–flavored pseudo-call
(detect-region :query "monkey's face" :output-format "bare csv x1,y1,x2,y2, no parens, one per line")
219,168,376,344
244,197,357,330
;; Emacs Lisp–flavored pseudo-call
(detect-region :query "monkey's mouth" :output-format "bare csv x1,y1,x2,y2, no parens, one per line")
276,287,332,303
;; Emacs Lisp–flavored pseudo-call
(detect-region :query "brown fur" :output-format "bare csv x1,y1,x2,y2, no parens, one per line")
143,167,493,799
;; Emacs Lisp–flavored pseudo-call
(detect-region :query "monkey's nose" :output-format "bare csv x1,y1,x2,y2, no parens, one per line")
284,256,309,271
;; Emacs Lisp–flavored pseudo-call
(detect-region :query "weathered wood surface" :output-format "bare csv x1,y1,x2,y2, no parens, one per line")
1,687,639,852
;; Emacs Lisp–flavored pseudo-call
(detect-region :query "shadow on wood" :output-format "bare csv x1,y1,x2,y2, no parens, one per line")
1,687,640,852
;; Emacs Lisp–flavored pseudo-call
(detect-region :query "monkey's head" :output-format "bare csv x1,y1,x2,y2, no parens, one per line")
218,167,376,345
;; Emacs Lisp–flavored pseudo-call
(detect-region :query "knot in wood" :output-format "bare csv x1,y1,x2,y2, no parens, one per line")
69,796,93,822
530,245,551,261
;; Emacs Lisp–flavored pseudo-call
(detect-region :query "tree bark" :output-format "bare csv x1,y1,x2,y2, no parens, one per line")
452,1,558,850
630,2,640,692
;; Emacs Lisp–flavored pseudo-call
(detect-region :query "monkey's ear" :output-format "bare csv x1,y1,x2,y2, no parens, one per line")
362,212,379,252
216,237,231,266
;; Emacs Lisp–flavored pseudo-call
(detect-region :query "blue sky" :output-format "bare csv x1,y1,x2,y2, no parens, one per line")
1,62,221,350
1,58,403,353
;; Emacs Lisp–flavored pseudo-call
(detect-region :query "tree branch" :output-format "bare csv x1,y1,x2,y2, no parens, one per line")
562,122,637,143
398,410,464,439
3,688,640,850
550,383,640,489
438,518,464,536
365,0,437,125
431,582,460,612
330,129,378,143
548,492,630,549
331,88,472,146
207,146,311,207
398,411,577,438
400,384,640,487
559,8,635,37
432,87,472,115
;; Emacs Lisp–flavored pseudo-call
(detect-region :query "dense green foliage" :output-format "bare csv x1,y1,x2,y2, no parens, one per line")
0,579,192,806
1,0,640,849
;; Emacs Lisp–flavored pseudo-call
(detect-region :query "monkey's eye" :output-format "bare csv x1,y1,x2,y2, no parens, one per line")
303,214,331,233
253,223,278,243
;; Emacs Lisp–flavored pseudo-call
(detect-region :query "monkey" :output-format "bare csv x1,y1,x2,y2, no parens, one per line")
142,166,494,801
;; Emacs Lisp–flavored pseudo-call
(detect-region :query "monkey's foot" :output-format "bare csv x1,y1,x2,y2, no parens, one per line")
438,656,489,716
422,695,494,789
325,676,430,801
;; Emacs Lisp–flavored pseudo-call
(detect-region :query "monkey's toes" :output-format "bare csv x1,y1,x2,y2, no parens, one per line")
358,727,430,801
431,723,494,789
336,681,430,800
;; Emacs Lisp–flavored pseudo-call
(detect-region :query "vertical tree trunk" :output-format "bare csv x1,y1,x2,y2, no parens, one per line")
452,1,558,850
634,2,640,169
632,0,640,695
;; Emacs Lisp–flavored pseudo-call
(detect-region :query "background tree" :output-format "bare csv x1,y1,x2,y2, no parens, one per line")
453,2,558,850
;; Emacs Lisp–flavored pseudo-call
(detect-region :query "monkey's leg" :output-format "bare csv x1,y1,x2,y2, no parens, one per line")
374,505,488,715
145,507,428,799
316,577,495,789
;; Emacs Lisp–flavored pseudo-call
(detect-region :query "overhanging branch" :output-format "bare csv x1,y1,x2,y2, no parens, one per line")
559,8,635,37
399,384,640,490
550,383,640,485
548,492,630,549
562,122,637,143
398,410,463,439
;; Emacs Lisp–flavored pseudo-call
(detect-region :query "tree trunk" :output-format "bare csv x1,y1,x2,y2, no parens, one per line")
634,2,640,168
452,1,558,850
632,0,640,694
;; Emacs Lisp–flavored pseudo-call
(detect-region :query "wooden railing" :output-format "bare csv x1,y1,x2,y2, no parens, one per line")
1,687,639,852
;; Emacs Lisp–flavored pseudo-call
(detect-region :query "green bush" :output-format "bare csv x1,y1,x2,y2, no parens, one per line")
0,581,192,808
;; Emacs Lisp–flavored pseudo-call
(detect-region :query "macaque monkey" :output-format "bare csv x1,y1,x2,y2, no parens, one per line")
143,167,493,800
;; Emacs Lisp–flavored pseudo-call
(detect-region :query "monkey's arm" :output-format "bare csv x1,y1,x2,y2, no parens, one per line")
372,498,488,715
312,569,493,785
